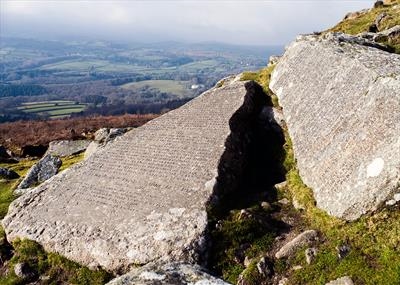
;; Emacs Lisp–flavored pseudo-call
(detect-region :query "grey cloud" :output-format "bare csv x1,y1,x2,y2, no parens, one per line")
1,0,374,45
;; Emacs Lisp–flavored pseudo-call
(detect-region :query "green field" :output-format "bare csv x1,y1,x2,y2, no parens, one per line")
39,59,164,73
121,80,190,97
18,101,87,118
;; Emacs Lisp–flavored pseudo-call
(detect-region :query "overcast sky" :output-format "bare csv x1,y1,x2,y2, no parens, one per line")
1,0,374,46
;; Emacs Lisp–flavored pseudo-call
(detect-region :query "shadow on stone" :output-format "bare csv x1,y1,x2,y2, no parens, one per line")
206,81,288,279
209,80,286,218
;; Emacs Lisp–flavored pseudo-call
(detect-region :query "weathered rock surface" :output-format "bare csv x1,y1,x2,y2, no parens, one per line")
270,33,400,220
3,79,269,272
106,262,231,285
0,168,20,180
17,154,62,189
325,276,354,285
275,230,318,259
46,140,90,157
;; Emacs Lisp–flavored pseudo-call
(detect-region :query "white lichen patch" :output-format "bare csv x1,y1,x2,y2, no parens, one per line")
153,230,173,241
367,158,384,177
139,271,166,281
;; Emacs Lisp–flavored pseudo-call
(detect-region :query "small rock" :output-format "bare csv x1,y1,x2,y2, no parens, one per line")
274,181,287,191
275,230,318,259
375,12,388,28
292,265,303,270
336,244,350,259
386,199,396,206
94,128,110,142
109,128,127,139
268,55,281,66
106,262,230,285
238,209,252,220
244,256,252,268
394,193,400,202
261,201,272,210
14,262,35,280
234,244,251,265
305,247,317,264
278,198,290,205
85,128,129,159
293,197,305,210
374,0,384,8
343,9,369,21
369,24,379,33
278,277,289,285
325,276,354,285
46,140,90,157
256,257,272,277
0,168,20,180
215,220,224,230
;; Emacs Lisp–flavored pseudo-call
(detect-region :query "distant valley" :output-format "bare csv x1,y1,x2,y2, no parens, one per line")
0,37,282,122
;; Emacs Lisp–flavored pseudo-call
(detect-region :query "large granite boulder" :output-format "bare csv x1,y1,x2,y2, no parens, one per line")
3,78,270,272
17,154,62,190
270,33,400,220
46,140,91,157
106,262,231,285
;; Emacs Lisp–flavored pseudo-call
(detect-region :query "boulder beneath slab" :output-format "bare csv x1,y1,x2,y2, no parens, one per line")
270,33,400,220
46,140,91,157
17,154,62,189
106,262,231,285
84,128,130,160
0,167,20,180
3,79,270,272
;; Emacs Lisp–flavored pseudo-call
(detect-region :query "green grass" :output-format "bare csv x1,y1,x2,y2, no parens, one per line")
0,159,37,219
22,100,74,105
0,154,107,284
209,205,277,284
122,80,190,97
40,59,110,71
328,0,400,53
241,65,280,107
23,105,86,113
281,127,400,285
178,59,219,71
59,153,85,172
236,60,400,284
0,239,113,285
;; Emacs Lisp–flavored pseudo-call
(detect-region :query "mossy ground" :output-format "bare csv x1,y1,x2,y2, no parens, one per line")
241,65,279,107
0,159,38,219
0,153,112,284
0,238,112,285
282,131,400,285
328,0,400,53
222,63,400,284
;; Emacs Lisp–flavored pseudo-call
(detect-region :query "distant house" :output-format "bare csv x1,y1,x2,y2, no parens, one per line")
191,84,204,89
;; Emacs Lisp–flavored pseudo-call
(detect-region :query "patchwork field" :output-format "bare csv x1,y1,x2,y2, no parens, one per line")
121,80,190,97
18,101,87,118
